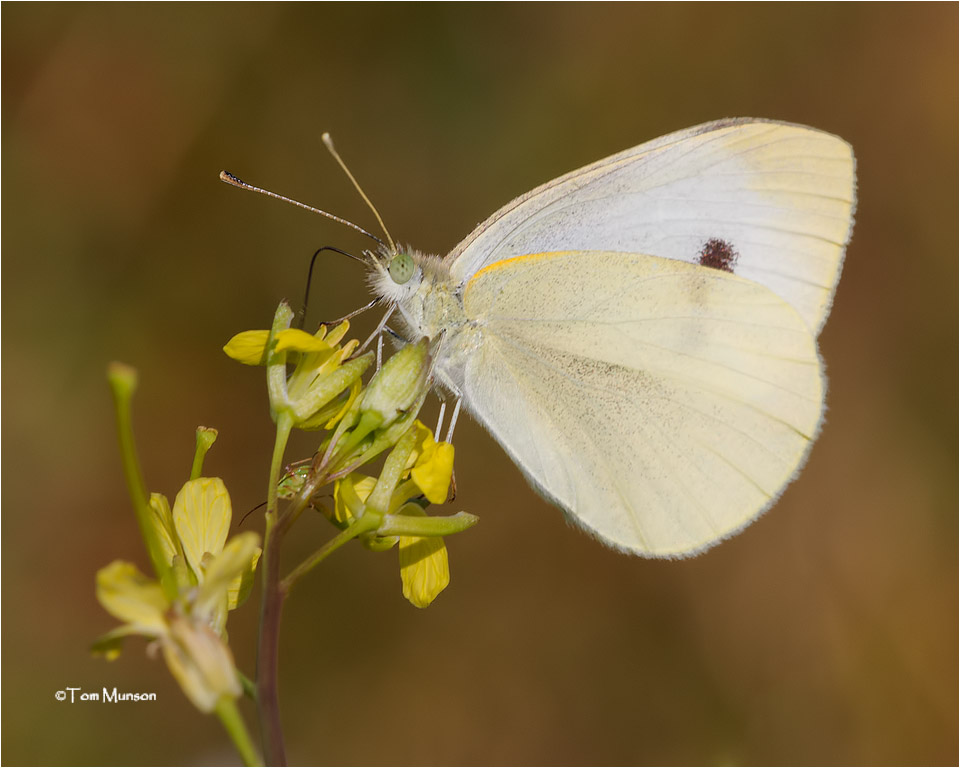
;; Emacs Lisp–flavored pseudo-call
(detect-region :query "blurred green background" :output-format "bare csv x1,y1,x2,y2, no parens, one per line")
3,4,956,765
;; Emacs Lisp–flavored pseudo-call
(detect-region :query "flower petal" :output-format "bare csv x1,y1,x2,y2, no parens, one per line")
226,546,261,611
411,442,455,505
223,330,271,365
403,421,436,472
95,561,167,634
148,493,180,565
333,474,376,525
324,320,350,346
194,532,261,619
399,534,450,608
173,478,232,579
395,504,450,608
274,328,332,354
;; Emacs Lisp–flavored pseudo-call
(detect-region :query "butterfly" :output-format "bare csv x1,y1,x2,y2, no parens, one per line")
226,118,857,558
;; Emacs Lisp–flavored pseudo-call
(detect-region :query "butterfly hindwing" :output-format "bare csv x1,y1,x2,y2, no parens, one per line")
456,250,824,556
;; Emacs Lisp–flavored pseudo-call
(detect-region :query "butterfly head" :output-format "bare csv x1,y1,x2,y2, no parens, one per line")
368,245,427,306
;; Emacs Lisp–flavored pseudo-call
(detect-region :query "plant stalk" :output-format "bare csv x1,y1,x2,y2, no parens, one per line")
216,697,262,767
256,414,293,766
256,530,287,766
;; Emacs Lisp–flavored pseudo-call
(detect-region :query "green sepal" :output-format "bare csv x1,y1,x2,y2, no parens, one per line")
360,532,399,552
191,427,219,480
290,353,373,424
365,425,419,514
376,509,479,538
296,388,354,431
90,626,141,660
265,303,296,413
359,338,431,429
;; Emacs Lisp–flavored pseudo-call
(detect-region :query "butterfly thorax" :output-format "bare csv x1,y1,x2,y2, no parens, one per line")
369,248,479,394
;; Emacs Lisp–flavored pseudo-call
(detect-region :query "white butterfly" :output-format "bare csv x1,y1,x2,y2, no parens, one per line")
228,118,857,557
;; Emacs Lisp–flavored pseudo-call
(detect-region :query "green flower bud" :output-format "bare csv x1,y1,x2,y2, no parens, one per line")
359,339,432,430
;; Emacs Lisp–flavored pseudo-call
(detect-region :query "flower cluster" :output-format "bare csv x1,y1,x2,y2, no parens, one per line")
224,319,371,432
97,300,478,764
231,304,475,607
94,449,260,712
282,418,465,607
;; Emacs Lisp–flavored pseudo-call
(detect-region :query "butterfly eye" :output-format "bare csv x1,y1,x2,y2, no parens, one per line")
388,252,415,285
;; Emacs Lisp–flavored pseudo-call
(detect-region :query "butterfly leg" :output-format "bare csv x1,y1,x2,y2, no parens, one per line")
445,399,462,503
431,368,462,442
430,394,460,503
373,326,409,371
444,397,462,444
310,298,379,330
435,400,447,438
358,305,396,354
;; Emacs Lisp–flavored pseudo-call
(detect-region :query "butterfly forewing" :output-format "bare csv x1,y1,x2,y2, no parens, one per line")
448,119,855,335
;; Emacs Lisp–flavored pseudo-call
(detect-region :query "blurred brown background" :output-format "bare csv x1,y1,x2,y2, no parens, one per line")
3,4,956,765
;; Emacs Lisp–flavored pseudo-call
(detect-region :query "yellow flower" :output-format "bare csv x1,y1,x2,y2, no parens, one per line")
222,330,272,365
224,315,373,430
94,561,168,647
152,478,261,626
163,613,243,714
223,326,336,366
332,474,377,527
326,421,465,608
95,560,245,712
396,504,450,609
94,478,260,712
318,339,435,480
406,421,455,504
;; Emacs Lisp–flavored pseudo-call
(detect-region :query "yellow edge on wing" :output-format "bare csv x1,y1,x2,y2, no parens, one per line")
466,251,574,289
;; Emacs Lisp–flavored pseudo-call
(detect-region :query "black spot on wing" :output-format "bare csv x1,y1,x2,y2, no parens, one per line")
698,238,738,273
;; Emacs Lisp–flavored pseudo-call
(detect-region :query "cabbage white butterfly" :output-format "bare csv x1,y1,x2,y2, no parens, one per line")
225,118,856,558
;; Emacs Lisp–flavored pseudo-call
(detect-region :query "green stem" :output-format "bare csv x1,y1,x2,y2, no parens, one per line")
215,697,262,767
256,414,294,766
266,414,294,525
106,363,174,596
257,533,286,766
238,670,257,701
281,513,381,595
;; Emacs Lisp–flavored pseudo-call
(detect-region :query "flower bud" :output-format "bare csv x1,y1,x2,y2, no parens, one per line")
359,339,432,430
162,613,241,713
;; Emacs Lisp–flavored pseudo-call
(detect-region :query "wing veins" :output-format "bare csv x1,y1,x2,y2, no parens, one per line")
484,327,808,546
485,335,652,549
702,441,775,500
491,329,816,457
495,316,818,366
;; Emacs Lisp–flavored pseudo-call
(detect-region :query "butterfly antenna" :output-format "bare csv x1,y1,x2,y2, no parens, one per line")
219,170,386,247
321,132,397,254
